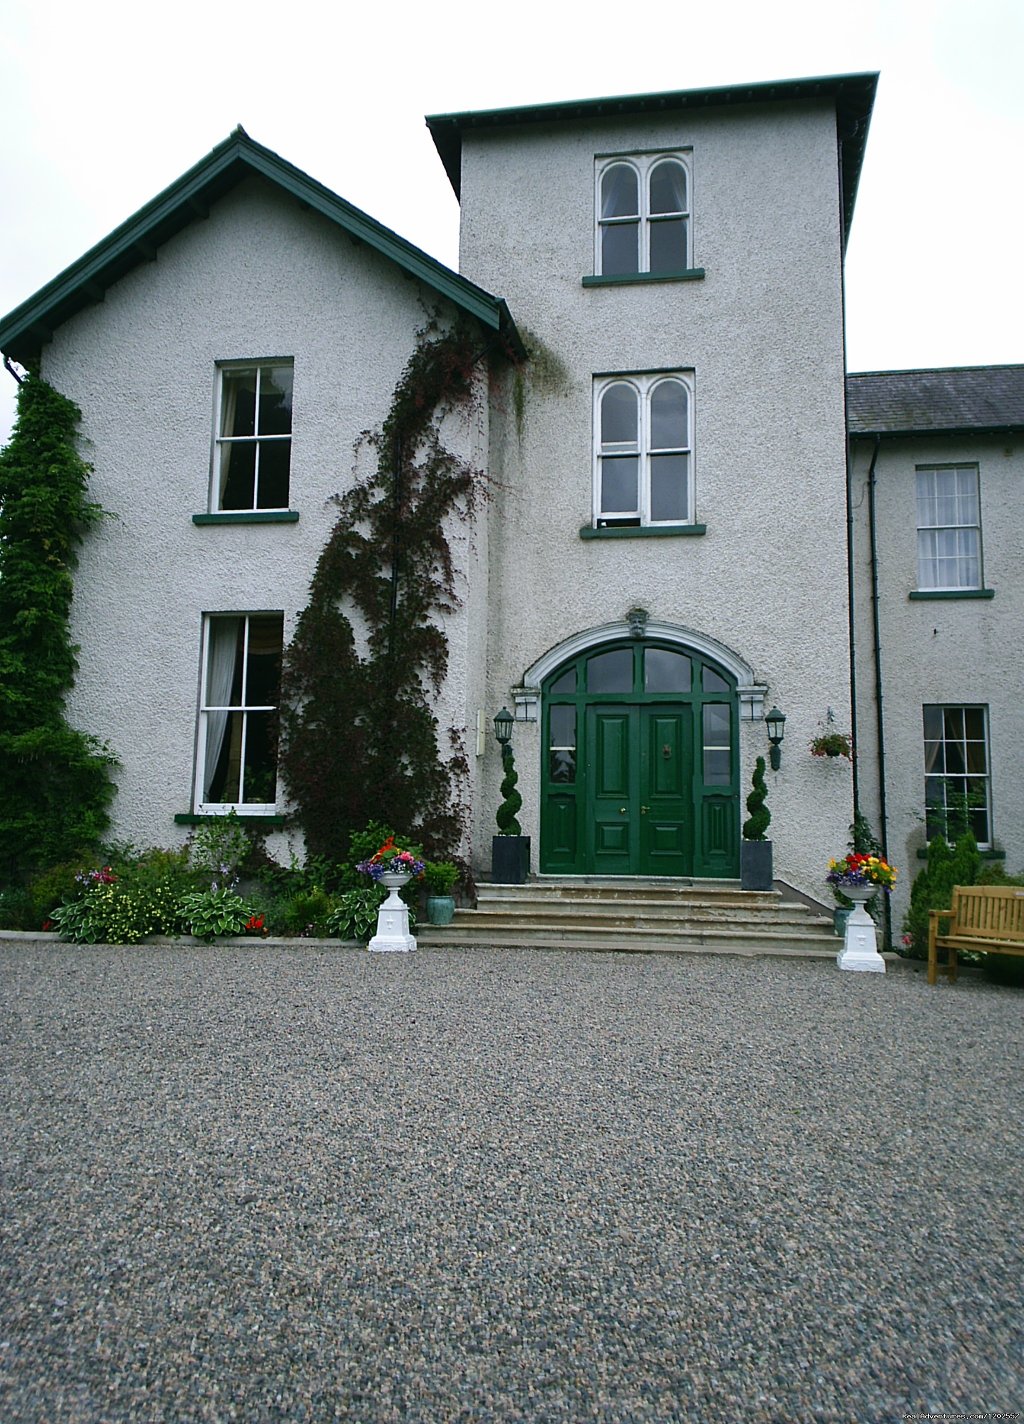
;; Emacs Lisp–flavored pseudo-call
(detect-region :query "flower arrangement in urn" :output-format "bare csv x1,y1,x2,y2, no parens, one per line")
826,851,897,894
356,836,425,882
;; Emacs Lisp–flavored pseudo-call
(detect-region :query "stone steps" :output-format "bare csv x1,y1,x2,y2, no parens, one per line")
417,877,839,958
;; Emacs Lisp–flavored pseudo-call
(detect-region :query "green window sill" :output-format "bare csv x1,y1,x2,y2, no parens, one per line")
909,588,994,600
192,510,300,525
580,523,707,540
174,813,287,826
582,268,705,288
916,846,1003,859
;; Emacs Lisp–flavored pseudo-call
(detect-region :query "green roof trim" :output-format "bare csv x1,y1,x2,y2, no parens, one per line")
427,71,878,247
0,128,524,366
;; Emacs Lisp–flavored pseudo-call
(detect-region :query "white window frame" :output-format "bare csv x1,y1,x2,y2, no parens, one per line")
915,464,983,591
211,359,294,513
592,372,694,528
923,704,991,848
195,613,284,815
594,150,692,277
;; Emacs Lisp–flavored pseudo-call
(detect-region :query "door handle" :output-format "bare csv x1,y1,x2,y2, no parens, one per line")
640,805,650,815
619,806,627,814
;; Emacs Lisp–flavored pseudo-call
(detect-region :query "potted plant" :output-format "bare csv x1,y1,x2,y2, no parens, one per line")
356,836,425,952
826,850,897,973
810,731,853,759
423,861,459,926
492,711,530,884
740,756,772,890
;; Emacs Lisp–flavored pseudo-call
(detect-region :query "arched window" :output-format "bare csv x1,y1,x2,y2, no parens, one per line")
595,374,693,527
597,153,691,276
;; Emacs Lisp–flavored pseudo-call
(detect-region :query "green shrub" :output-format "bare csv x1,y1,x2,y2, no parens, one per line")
0,886,38,930
277,886,337,937
326,884,418,943
188,813,252,884
327,887,386,941
902,831,985,959
423,860,459,895
178,888,254,942
742,757,770,841
14,861,84,928
0,374,118,882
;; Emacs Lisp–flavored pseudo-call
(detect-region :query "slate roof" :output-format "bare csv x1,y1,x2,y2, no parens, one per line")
0,129,523,367
846,365,1024,436
427,72,878,245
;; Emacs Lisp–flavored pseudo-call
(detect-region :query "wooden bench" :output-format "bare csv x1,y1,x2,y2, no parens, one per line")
928,884,1024,985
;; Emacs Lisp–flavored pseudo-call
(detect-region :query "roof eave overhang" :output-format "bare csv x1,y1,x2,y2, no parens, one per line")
849,424,1024,439
1,130,524,367
427,71,878,245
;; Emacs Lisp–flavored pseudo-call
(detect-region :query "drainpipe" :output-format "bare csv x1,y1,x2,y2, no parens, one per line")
865,434,892,947
845,432,860,816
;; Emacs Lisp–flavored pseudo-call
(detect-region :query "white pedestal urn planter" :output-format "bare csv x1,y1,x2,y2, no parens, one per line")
368,872,417,953
837,885,886,973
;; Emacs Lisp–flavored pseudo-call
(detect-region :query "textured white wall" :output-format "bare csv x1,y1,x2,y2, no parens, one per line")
851,434,1024,928
462,101,853,900
42,177,489,861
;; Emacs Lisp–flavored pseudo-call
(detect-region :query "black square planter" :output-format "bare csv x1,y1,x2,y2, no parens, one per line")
740,840,773,891
491,835,531,884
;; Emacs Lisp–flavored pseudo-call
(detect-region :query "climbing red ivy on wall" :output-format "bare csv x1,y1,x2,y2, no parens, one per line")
279,318,509,864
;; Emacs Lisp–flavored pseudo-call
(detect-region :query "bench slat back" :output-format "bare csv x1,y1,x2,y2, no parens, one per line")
949,885,1024,942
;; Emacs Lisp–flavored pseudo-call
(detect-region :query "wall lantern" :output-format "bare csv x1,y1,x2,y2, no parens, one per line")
765,706,786,770
493,707,515,748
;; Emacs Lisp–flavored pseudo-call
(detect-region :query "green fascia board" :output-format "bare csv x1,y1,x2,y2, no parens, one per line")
0,129,524,366
850,426,1024,439
427,71,878,244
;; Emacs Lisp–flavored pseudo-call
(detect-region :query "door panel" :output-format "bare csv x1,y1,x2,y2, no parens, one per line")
641,708,690,875
587,706,637,874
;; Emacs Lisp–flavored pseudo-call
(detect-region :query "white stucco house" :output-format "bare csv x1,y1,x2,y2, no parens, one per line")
847,365,1024,928
4,71,1016,929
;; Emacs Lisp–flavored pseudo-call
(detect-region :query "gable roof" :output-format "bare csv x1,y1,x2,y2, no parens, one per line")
0,128,523,367
847,365,1024,437
427,72,878,245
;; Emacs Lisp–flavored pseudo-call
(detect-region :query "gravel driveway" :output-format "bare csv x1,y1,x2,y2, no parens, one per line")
1,942,1021,1423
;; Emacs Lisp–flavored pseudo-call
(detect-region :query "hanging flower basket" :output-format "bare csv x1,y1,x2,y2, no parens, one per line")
810,731,853,759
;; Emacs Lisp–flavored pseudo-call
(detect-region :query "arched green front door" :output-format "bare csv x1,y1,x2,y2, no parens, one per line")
540,641,739,877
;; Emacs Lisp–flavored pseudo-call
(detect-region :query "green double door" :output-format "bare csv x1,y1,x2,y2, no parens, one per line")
588,704,690,876
540,641,740,878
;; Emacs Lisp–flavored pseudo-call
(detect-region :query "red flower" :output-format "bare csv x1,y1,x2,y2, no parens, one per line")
42,920,53,932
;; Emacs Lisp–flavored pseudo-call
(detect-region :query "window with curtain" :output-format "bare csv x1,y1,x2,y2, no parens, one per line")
594,373,693,527
197,613,284,810
915,464,982,590
597,154,690,276
214,361,293,511
923,704,991,846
